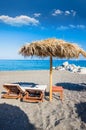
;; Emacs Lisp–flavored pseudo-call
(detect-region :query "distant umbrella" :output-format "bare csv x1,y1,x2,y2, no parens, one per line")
19,38,86,101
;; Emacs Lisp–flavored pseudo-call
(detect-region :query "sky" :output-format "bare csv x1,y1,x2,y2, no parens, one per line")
0,0,86,59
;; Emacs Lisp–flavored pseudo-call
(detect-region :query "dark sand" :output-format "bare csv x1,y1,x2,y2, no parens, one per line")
0,70,86,130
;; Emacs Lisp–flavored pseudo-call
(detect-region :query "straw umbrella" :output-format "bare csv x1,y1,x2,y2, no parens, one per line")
19,38,86,101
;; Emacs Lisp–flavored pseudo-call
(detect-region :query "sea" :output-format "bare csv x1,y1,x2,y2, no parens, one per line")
0,59,86,71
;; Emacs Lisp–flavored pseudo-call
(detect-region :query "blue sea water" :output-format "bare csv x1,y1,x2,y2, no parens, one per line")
0,59,86,71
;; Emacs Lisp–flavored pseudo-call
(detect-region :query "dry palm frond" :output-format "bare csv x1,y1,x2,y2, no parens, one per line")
19,38,86,59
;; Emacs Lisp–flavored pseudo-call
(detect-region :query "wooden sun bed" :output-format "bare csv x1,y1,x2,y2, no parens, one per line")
1,84,47,103
22,85,47,103
1,83,25,99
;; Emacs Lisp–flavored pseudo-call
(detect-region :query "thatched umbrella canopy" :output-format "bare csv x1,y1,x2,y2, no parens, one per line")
19,38,86,101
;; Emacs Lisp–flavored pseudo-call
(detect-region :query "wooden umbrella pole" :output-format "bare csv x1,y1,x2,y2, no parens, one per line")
49,56,52,101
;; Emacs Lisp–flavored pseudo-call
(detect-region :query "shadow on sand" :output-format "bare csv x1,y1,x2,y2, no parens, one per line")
55,82,86,91
0,103,37,130
75,102,86,123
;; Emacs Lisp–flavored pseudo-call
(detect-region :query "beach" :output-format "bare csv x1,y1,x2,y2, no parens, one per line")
0,70,86,130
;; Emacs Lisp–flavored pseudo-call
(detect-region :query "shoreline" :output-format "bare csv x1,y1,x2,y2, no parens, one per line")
0,68,86,74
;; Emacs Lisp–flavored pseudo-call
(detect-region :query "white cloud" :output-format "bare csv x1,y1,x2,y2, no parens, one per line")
69,24,76,28
34,13,41,17
57,24,86,30
69,24,86,29
65,11,71,15
52,9,63,16
57,25,69,30
52,9,76,16
0,15,39,26
71,10,76,16
77,25,86,29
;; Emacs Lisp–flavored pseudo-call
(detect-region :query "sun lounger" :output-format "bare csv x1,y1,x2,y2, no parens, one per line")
1,84,47,102
1,83,25,99
22,85,47,103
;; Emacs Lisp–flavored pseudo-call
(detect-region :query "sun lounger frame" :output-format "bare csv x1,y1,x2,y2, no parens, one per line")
1,84,25,99
22,89,44,102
